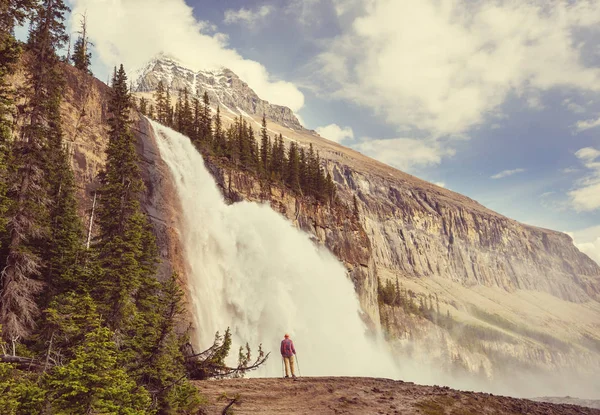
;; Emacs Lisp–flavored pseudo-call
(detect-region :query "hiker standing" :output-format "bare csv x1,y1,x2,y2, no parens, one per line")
280,333,297,379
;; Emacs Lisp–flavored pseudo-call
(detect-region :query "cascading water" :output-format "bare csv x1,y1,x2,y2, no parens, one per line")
150,120,400,378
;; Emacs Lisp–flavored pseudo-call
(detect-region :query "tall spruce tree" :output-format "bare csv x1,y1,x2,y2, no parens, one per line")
154,80,168,124
199,91,212,145
94,65,152,330
286,142,301,193
259,114,270,176
0,0,70,348
213,106,223,155
139,96,147,116
181,87,192,137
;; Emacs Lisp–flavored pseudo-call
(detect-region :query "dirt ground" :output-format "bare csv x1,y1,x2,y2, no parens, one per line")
195,377,600,415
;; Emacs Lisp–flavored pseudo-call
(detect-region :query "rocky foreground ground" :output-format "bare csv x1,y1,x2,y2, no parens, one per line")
195,377,600,414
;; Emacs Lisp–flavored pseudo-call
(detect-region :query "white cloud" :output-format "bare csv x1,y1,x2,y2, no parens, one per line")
315,124,354,143
562,98,586,114
70,0,304,112
526,95,545,111
566,225,600,265
352,138,455,172
491,168,525,179
224,5,273,26
568,147,600,211
574,115,600,133
316,0,600,136
434,182,446,188
561,167,579,174
286,0,327,26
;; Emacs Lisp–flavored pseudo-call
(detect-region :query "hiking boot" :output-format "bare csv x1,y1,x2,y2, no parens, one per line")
284,375,289,378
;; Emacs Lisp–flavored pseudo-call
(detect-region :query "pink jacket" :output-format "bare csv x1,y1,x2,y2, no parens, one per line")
280,338,296,357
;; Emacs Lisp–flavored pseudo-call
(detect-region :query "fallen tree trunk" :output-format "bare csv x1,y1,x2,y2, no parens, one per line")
0,355,45,371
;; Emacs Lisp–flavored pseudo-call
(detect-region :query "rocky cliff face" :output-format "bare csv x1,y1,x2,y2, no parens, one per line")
15,61,600,382
132,54,303,130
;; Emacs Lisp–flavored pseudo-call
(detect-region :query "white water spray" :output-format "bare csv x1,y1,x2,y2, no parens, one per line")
150,121,399,378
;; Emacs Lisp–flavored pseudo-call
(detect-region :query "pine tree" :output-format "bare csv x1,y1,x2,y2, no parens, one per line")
199,91,212,145
1,0,69,347
325,171,336,204
299,147,307,193
213,106,223,155
0,1,36,247
94,65,150,329
260,114,270,176
174,88,183,132
181,87,192,137
46,325,151,414
286,142,301,193
71,13,92,74
147,103,155,120
154,80,168,124
165,86,173,127
191,96,200,144
139,96,147,116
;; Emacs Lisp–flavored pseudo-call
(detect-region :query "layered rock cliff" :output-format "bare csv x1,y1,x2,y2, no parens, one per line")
13,60,600,382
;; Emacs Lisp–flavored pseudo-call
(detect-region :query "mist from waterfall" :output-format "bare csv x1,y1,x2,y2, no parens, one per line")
150,120,399,378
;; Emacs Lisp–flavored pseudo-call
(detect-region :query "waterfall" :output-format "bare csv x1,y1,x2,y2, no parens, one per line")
150,120,399,378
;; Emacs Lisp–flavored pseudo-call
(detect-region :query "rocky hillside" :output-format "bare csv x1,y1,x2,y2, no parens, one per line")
197,377,600,415
133,54,302,130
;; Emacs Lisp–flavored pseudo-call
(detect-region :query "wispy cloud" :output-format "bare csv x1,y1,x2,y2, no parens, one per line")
568,147,600,211
491,168,525,179
224,5,273,26
315,0,600,138
315,124,354,143
562,98,586,114
574,115,600,133
561,167,579,174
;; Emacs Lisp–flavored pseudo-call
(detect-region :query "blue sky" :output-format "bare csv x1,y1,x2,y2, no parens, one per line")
65,0,600,261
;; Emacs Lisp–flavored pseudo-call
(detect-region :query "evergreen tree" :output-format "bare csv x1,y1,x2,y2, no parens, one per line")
325,171,336,204
286,142,300,193
260,114,270,176
174,88,183,132
0,0,36,248
1,0,69,347
165,86,173,127
191,96,200,144
94,65,150,330
181,87,192,137
46,325,151,414
147,103,155,120
276,134,286,180
154,80,168,125
213,106,223,155
199,91,212,145
299,147,307,193
139,96,147,116
71,13,92,74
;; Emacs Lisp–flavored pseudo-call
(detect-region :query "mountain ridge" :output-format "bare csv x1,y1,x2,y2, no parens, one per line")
132,54,303,130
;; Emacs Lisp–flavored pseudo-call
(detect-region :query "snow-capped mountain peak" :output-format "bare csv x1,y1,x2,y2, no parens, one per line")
132,54,303,130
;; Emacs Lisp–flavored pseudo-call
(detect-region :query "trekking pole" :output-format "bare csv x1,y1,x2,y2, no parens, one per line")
295,354,301,377
281,357,284,378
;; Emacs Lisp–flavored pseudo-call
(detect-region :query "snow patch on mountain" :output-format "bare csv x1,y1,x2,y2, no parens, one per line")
133,54,303,130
